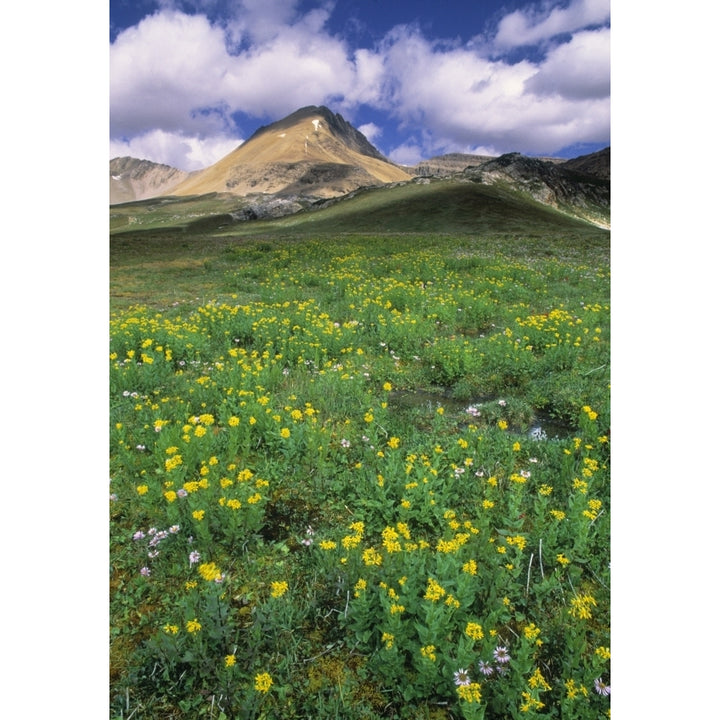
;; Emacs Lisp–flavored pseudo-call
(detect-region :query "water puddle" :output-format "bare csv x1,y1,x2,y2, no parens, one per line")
389,389,575,440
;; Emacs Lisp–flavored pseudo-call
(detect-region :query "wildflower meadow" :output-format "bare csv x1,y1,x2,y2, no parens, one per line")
110,232,610,719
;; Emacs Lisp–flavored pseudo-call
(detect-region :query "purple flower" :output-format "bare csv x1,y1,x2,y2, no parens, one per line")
177,488,188,498
189,551,201,565
132,531,145,541
140,567,151,577
478,660,494,676
493,646,511,664
169,525,180,534
594,677,611,696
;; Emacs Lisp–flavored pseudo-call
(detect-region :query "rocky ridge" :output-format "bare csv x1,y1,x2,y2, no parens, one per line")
110,106,609,228
110,157,191,205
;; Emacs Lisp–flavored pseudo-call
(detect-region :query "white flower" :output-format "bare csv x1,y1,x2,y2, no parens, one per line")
594,677,610,696
453,668,471,686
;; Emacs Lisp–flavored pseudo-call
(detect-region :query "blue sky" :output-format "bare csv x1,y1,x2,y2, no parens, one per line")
110,0,610,170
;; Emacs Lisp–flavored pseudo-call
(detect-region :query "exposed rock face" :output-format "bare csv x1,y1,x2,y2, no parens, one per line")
110,157,190,204
411,153,495,177
460,151,610,227
170,105,411,199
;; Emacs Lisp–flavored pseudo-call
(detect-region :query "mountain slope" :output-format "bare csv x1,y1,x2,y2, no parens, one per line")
559,147,610,180
110,172,609,242
110,157,191,204
460,151,610,228
170,105,411,199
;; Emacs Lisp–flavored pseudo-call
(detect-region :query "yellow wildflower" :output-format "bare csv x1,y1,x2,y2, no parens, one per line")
457,683,482,703
270,581,289,598
465,622,484,641
198,562,222,582
254,672,273,693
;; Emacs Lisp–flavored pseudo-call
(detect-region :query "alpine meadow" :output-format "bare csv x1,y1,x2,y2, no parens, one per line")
110,101,610,719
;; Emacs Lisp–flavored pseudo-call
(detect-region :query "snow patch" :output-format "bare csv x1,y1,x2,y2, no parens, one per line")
312,119,321,132
278,133,286,138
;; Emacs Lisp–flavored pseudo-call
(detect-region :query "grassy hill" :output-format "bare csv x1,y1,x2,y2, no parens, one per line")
110,177,609,240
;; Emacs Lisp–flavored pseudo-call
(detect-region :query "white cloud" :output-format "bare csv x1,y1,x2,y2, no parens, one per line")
109,129,241,170
358,122,382,143
378,21,609,157
110,11,235,138
494,0,610,49
525,28,610,100
110,1,610,169
388,142,425,167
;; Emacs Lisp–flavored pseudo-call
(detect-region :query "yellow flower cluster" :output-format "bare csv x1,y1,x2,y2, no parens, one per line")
363,547,383,566
506,535,527,551
465,622,484,641
424,577,446,602
254,672,273,693
270,581,289,598
564,678,589,700
568,593,597,620
457,683,482,703
198,562,222,582
520,691,545,713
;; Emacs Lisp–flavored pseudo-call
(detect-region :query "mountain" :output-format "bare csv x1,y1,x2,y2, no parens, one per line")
559,147,610,180
411,153,496,177
109,106,609,229
168,105,412,199
458,150,610,227
110,157,191,204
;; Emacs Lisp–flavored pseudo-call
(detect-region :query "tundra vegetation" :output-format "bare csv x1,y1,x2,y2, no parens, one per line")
110,222,610,719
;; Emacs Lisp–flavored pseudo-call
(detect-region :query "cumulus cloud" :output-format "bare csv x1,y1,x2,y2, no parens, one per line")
524,28,610,100
109,129,242,170
110,11,236,138
494,0,610,49
358,122,382,143
378,24,608,158
388,141,426,167
110,0,610,169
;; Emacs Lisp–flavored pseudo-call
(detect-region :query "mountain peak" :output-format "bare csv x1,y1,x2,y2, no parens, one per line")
169,105,410,199
245,105,386,162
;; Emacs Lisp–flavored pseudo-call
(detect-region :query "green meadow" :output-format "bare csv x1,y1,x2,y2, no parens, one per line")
110,190,610,719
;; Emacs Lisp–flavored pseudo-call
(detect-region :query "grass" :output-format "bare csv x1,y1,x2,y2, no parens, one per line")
110,195,610,719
